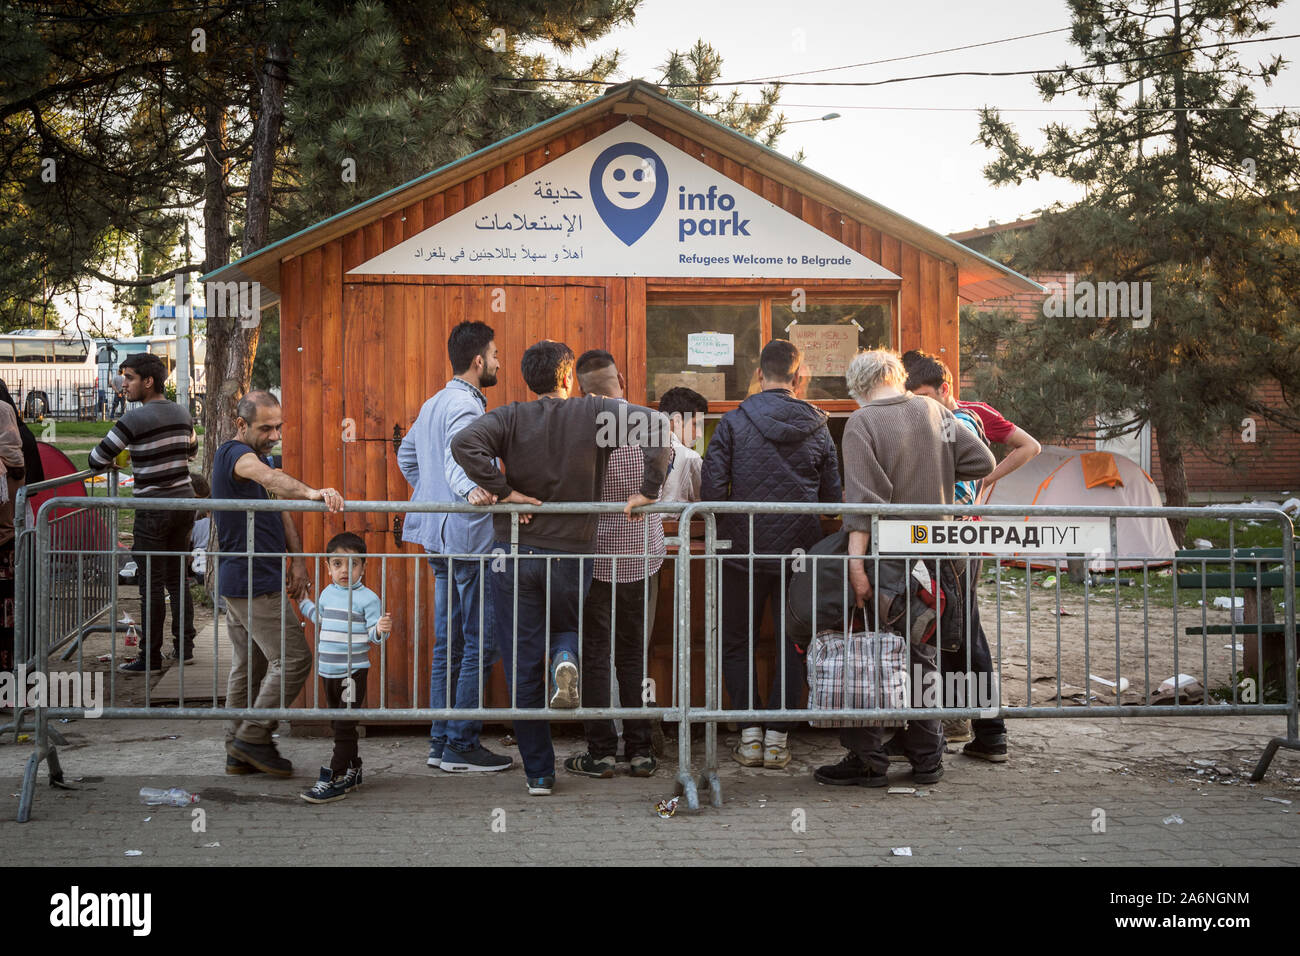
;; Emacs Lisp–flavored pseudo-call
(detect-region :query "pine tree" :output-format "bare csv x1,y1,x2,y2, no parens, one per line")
970,0,1300,543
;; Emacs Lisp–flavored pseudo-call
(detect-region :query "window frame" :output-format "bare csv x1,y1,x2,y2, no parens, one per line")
645,281,901,415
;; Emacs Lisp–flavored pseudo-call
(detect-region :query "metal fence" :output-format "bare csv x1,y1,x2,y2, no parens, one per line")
12,495,1297,821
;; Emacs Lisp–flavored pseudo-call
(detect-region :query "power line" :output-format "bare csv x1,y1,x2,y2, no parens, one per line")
734,4,1183,83
490,87,1297,114
502,32,1300,90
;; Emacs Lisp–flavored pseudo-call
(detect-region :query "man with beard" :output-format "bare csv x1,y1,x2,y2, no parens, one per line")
399,321,513,774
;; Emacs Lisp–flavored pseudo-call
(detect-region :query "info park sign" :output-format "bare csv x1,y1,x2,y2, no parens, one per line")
349,121,899,280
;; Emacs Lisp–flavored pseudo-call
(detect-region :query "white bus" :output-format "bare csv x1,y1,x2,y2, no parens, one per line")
0,329,206,420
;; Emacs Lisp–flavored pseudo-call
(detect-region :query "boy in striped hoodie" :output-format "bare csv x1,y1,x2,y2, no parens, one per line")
297,532,391,803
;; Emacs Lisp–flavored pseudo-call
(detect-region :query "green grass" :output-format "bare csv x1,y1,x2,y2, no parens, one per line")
1184,516,1288,550
33,419,205,438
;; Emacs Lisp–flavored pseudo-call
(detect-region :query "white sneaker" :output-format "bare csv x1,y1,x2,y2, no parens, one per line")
763,731,791,769
732,728,764,767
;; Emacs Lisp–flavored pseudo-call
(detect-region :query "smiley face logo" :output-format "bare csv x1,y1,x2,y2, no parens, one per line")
590,141,668,245
601,154,657,210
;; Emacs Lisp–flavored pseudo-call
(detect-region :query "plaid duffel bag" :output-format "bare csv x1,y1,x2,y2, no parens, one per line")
807,626,909,728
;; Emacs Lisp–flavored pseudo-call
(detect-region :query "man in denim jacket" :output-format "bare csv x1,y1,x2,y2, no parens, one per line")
398,320,512,774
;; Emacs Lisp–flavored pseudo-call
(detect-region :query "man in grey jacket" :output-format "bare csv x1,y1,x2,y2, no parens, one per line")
398,321,512,774
814,349,995,789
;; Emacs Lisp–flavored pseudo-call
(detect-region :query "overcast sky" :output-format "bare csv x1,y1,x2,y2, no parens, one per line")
553,0,1300,234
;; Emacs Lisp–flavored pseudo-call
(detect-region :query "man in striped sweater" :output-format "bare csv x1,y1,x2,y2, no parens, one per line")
88,353,197,674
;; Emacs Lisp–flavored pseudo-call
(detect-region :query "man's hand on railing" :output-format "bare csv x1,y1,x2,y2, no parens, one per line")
467,486,497,506
497,489,541,525
624,493,656,521
310,487,345,512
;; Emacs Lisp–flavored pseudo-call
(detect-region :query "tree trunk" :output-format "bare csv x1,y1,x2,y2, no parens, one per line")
200,100,229,475
202,40,289,473
1153,416,1190,547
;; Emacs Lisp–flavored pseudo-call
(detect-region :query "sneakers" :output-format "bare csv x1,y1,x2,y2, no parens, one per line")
527,776,555,796
943,718,974,743
763,730,791,769
549,651,579,708
814,751,888,787
300,767,348,804
224,754,262,775
629,754,658,778
118,657,163,675
732,727,763,767
166,644,195,663
336,763,363,794
427,740,444,768
912,763,944,785
563,752,615,778
962,736,1009,763
441,744,514,773
226,738,293,777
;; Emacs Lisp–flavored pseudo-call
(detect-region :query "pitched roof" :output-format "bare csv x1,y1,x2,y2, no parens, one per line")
203,79,1041,307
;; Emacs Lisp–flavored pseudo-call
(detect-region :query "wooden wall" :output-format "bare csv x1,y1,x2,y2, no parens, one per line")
279,111,963,709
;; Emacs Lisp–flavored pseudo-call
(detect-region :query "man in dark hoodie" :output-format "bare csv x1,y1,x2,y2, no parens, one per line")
701,339,842,769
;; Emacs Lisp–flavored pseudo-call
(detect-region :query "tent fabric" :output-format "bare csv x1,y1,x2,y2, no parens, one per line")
980,445,1177,570
1080,451,1124,489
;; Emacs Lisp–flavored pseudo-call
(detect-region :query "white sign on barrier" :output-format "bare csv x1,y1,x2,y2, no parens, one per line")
877,519,1112,554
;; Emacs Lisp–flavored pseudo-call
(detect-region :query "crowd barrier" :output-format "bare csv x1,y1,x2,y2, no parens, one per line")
12,495,1297,821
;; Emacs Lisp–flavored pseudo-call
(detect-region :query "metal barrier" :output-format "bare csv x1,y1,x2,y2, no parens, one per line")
17,496,688,821
13,496,1297,821
4,468,120,745
670,501,1297,808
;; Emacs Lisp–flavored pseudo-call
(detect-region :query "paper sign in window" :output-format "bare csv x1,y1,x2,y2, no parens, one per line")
790,324,859,378
686,332,734,367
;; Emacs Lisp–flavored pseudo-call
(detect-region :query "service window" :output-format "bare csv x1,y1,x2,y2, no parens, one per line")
646,293,894,406
646,299,761,403
771,300,892,401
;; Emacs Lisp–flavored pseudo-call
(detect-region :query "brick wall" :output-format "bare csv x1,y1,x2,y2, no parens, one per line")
960,274,1299,494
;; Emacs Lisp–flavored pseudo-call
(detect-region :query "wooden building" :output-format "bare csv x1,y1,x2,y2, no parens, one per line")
204,79,1040,710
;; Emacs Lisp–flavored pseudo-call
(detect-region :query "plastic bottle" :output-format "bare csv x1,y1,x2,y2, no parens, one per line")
139,787,199,807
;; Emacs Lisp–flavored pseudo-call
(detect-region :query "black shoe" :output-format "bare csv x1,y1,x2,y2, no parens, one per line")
168,644,195,663
814,752,888,787
118,657,163,674
963,736,1009,763
563,751,615,778
300,767,348,804
912,763,944,785
225,754,262,775
227,738,293,777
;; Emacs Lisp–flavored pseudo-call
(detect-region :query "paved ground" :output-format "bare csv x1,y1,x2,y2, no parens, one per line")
2,715,1299,865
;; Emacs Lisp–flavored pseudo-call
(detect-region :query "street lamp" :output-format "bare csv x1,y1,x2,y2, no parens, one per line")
773,112,841,128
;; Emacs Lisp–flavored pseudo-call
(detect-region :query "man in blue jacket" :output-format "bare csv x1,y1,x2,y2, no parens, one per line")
702,339,842,770
398,321,512,774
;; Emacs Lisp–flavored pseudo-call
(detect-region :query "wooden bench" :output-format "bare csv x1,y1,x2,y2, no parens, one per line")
1175,548,1297,679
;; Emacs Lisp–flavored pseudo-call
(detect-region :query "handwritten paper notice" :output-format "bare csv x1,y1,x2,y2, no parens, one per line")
686,332,734,367
790,324,859,377
654,372,725,403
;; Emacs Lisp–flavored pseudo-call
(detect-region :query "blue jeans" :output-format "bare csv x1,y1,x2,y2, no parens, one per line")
429,555,498,751
488,542,594,778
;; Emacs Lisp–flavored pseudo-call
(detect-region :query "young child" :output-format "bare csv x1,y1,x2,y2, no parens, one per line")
656,386,708,503
298,531,392,804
